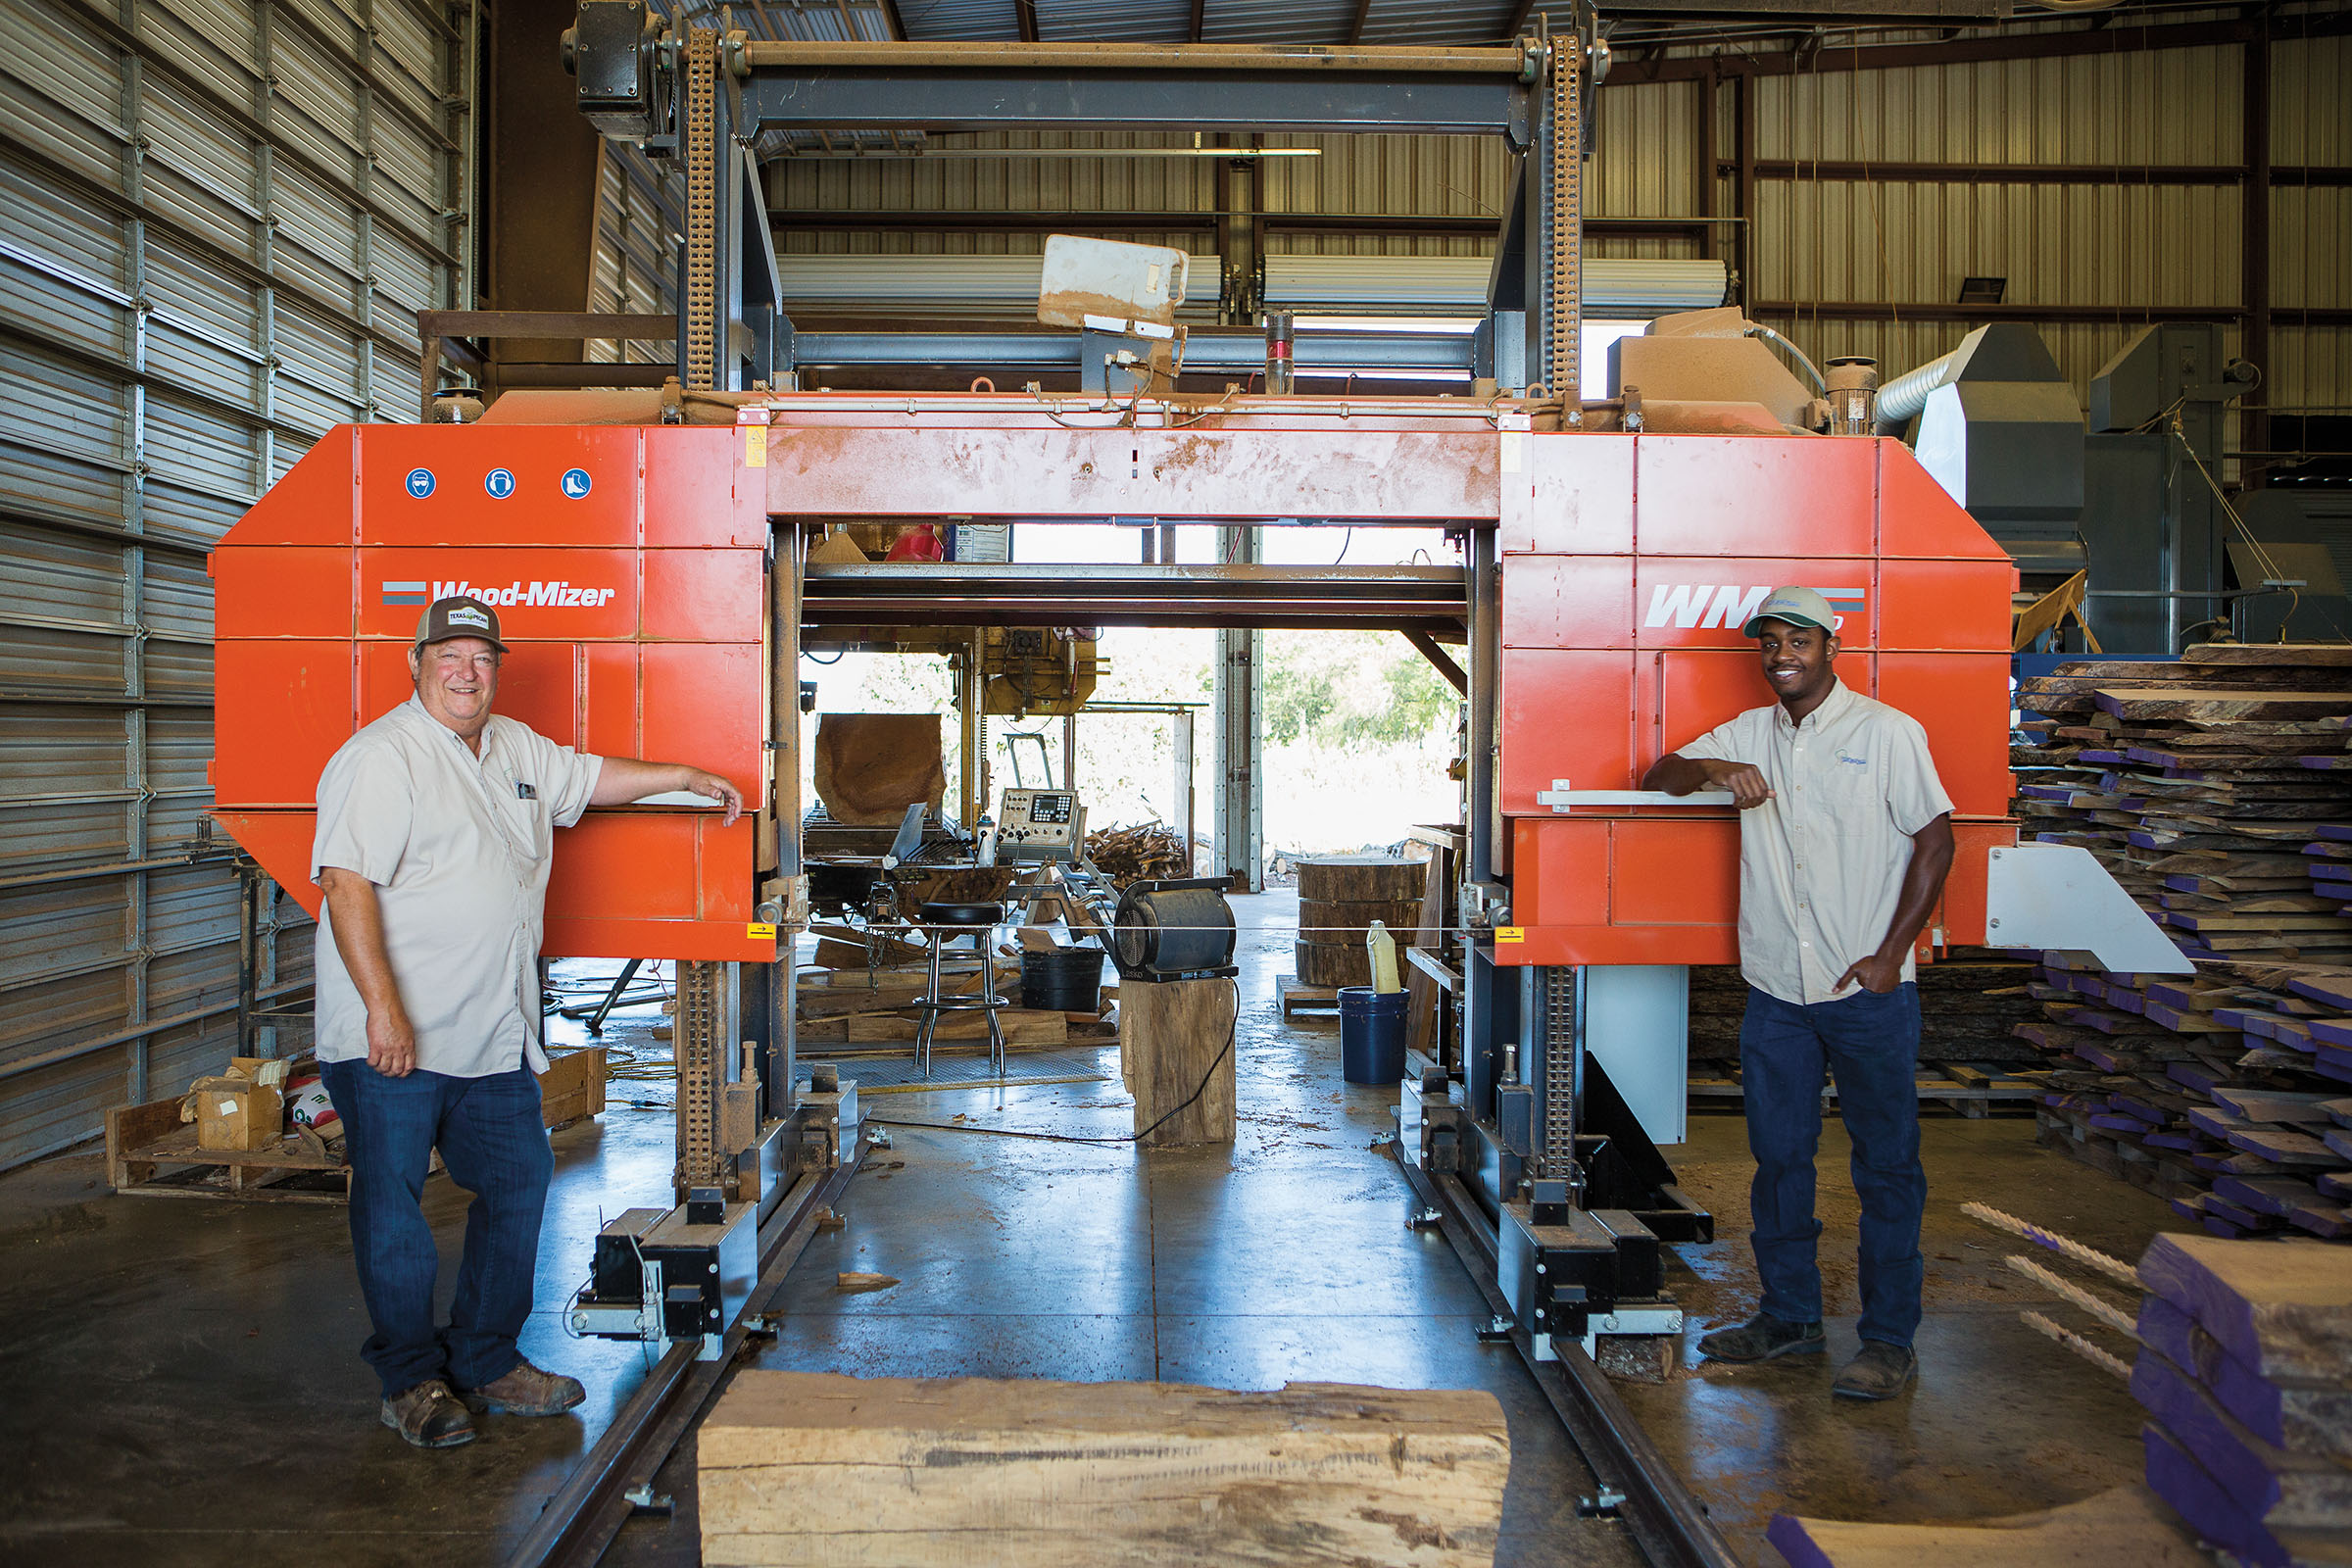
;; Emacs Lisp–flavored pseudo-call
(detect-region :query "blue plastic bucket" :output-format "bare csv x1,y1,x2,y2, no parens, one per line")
1339,986,1408,1085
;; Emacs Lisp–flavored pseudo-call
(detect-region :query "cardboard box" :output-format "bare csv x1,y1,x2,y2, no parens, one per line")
194,1078,285,1152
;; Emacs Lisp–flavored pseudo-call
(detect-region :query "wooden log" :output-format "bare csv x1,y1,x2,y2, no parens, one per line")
1297,897,1425,936
699,1372,1510,1568
1295,939,1375,990
1294,855,1426,904
2094,688,2352,722
2183,644,2352,668
1120,976,1237,1146
847,1009,1066,1046
2136,1231,2352,1384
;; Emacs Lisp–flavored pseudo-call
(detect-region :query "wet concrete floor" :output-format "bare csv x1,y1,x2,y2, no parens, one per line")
0,890,2173,1567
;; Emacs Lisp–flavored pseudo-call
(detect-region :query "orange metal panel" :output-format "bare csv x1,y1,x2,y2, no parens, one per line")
1878,558,2015,652
356,641,583,750
1877,438,2012,561
1876,653,2016,818
1940,820,2014,946
1636,436,1877,558
1500,433,1635,555
357,425,641,548
544,918,775,962
1510,818,1611,928
1655,648,1777,764
645,425,766,547
1634,557,1877,651
1500,649,1636,808
643,548,764,641
1500,555,1634,651
215,428,355,547
550,813,702,920
641,642,765,804
212,642,354,808
355,548,641,642
212,547,352,639
1610,817,1740,926
582,643,641,760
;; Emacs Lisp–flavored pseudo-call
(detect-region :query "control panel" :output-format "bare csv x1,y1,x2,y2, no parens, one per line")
996,789,1086,862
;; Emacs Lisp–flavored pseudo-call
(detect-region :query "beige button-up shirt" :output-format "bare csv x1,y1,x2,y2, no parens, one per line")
311,696,603,1077
1677,679,1953,1006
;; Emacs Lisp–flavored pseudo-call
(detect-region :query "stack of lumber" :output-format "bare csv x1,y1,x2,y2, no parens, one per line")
1686,953,2046,1075
2132,1232,2352,1567
1766,1485,2209,1568
795,965,1113,1051
2011,648,2352,1239
1083,822,1191,888
1292,854,1428,990
700,1371,1510,1568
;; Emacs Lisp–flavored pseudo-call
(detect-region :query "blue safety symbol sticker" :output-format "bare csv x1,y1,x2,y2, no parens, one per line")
561,467,592,499
404,467,435,499
484,467,516,499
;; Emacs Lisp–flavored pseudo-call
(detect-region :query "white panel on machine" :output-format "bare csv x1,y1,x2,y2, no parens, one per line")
1984,844,2194,975
1585,965,1689,1149
996,789,1086,863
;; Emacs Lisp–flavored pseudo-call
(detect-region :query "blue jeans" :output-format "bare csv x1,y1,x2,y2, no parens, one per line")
319,1060,553,1398
1738,983,1926,1348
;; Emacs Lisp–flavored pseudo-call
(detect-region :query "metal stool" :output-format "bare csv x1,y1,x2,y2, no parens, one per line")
913,901,1008,1080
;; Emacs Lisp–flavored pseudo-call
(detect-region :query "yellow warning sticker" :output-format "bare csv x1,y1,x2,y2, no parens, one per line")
744,425,768,467
745,921,779,941
1495,926,1525,943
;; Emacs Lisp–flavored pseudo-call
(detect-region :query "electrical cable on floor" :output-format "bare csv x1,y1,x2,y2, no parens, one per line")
868,977,1240,1148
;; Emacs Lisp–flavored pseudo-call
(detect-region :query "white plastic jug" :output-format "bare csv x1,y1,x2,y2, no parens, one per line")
1365,920,1402,995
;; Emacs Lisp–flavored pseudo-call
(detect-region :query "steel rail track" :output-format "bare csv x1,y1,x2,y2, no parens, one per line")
503,1141,867,1568
1395,1149,1747,1568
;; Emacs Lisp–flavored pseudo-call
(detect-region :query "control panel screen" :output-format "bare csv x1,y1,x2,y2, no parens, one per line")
1028,792,1073,824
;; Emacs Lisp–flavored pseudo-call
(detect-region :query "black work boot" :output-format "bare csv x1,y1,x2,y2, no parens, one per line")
1833,1341,1918,1400
381,1379,477,1448
1697,1313,1826,1363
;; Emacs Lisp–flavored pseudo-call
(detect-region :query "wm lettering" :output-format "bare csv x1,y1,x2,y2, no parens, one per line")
1643,584,1771,630
430,579,616,608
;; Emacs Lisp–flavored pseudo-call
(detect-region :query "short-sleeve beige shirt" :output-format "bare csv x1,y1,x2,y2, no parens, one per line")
311,696,603,1077
1678,679,1954,1006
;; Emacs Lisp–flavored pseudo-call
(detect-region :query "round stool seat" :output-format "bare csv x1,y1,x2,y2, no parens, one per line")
920,901,1004,928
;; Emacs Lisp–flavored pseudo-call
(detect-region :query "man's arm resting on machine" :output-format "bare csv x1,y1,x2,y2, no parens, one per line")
1642,753,1775,809
589,757,745,823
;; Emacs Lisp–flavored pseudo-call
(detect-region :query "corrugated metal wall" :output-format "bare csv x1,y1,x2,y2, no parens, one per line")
0,0,469,1168
588,142,680,366
763,31,2345,415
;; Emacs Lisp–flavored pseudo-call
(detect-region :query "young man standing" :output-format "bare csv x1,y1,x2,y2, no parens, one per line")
313,595,745,1448
1642,586,1955,1400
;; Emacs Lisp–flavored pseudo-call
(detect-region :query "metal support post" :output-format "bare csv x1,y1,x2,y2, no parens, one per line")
1213,524,1262,892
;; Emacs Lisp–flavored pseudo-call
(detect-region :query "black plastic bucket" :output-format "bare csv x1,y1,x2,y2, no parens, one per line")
1339,986,1408,1085
1021,946,1106,1013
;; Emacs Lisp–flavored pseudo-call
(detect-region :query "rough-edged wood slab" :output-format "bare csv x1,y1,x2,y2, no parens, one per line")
2140,1423,2294,1568
2138,1294,2352,1460
2184,644,2352,668
813,712,947,827
1763,1484,2206,1568
699,1372,1510,1568
2137,1232,2352,1384
2095,688,2352,722
2132,1349,2352,1526
1295,854,1426,903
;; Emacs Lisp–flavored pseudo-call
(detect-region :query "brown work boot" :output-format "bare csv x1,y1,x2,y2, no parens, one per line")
461,1357,586,1416
1832,1341,1918,1400
381,1380,477,1448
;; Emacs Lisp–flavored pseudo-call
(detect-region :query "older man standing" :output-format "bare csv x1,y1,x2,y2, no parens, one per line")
1642,586,1954,1401
313,595,743,1449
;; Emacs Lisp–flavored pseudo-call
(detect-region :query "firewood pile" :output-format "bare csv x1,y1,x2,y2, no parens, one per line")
1085,823,1192,888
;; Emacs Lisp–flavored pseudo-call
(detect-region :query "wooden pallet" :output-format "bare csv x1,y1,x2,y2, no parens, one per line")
108,1098,354,1203
1689,1062,2045,1118
1277,976,1342,1017
106,1048,611,1203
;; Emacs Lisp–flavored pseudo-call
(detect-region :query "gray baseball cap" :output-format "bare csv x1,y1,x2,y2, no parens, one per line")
1740,585,1838,638
414,595,508,651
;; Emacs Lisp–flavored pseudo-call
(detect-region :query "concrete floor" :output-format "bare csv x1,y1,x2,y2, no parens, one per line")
0,891,2176,1568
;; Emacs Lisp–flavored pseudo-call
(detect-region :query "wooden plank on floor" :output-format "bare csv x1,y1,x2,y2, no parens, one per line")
700,1371,1510,1568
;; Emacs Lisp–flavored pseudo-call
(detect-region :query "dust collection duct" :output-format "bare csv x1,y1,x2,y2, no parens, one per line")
773,252,1729,319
